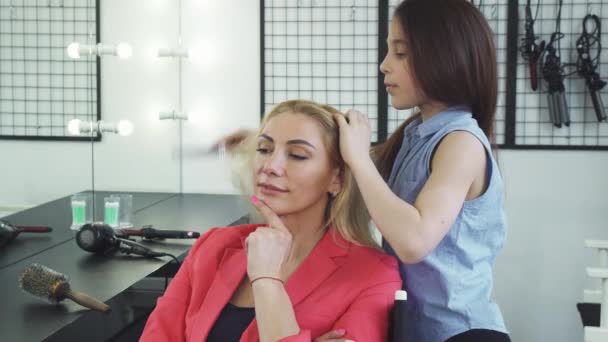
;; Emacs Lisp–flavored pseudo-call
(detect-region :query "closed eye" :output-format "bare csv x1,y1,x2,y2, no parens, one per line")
290,154,308,160
256,148,270,154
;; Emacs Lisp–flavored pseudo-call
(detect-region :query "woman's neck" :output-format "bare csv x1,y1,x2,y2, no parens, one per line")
279,203,328,263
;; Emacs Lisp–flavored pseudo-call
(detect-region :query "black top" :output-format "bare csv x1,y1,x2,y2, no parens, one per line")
207,302,256,342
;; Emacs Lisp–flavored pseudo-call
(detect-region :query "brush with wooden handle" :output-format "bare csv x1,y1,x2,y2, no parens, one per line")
19,263,111,314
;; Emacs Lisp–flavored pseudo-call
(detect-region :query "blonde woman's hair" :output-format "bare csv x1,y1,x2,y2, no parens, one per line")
233,99,378,249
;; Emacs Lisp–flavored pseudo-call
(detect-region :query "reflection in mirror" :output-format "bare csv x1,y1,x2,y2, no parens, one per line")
90,0,184,205
0,1,98,219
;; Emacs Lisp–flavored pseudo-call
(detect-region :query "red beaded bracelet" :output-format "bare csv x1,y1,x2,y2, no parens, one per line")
250,276,284,286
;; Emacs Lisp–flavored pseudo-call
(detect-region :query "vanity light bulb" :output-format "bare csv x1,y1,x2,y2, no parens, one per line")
67,42,81,59
67,119,82,135
116,42,133,59
117,120,134,136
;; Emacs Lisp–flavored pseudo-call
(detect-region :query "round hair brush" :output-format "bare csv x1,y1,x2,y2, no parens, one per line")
19,263,111,313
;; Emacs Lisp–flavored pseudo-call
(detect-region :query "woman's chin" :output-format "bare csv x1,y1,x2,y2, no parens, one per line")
254,195,288,214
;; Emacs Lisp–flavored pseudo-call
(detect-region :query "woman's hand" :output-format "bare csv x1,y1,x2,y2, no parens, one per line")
246,195,292,281
333,109,372,167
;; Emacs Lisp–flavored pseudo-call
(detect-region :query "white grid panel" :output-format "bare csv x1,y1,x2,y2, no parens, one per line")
0,0,98,138
263,0,380,142
516,0,608,147
386,0,508,146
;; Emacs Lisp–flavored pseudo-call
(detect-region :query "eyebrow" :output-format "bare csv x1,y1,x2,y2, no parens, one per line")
259,134,316,149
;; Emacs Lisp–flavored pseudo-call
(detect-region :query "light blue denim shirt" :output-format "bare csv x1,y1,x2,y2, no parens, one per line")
383,106,508,341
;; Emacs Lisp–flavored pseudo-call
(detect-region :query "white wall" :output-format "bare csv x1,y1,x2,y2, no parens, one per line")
0,139,93,207
3,1,608,341
180,0,260,194
496,150,608,342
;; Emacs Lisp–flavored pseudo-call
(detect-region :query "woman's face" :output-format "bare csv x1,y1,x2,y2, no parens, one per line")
253,112,340,217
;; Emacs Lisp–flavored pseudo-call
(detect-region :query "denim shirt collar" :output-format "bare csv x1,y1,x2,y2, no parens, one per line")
409,105,472,138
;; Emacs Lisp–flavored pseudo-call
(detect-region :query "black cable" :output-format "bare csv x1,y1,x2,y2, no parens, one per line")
541,0,570,128
576,14,607,121
114,235,182,291
116,237,181,265
162,254,181,291
158,252,181,266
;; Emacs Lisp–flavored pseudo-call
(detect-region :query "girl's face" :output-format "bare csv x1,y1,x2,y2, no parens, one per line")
252,112,341,217
380,19,422,110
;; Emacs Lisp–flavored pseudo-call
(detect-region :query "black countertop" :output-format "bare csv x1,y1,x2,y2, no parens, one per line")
0,193,248,341
0,191,177,270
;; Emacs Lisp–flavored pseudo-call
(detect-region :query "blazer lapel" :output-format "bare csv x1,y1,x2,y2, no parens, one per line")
285,230,349,306
240,229,350,341
189,246,247,341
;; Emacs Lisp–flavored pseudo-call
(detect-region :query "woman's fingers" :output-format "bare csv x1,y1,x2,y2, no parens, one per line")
249,195,289,232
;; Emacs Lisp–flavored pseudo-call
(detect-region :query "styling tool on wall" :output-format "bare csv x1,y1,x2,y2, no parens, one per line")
576,14,607,122
541,0,570,128
19,263,110,313
520,0,544,90
0,220,53,248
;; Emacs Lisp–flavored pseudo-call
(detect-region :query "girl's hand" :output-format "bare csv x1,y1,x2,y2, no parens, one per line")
333,109,372,167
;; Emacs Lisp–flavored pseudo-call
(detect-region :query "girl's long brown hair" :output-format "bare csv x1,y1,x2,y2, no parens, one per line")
373,0,498,180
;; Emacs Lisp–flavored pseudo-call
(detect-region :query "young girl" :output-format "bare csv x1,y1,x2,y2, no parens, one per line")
333,0,511,341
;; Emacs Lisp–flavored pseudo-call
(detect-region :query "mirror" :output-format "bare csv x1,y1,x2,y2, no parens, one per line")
0,0,98,218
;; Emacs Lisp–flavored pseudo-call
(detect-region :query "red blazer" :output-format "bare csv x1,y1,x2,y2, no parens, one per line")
140,224,401,341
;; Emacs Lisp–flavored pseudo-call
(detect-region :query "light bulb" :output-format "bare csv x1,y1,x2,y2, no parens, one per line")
116,42,132,59
67,119,82,135
67,42,81,59
117,120,134,136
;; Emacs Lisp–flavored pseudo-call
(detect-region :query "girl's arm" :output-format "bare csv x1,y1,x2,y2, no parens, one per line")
335,112,485,263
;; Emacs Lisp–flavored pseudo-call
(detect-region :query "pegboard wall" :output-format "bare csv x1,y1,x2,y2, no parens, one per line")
515,0,608,149
0,0,100,141
261,0,381,142
263,0,608,150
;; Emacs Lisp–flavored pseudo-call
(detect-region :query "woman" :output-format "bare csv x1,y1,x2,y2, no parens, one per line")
140,100,401,342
